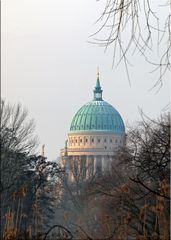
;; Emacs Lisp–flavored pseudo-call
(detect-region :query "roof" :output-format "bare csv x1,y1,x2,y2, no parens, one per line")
70,74,125,134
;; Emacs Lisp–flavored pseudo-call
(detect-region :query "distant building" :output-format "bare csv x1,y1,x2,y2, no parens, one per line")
61,71,126,181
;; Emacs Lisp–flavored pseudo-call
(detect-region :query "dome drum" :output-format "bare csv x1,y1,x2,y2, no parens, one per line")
66,131,125,156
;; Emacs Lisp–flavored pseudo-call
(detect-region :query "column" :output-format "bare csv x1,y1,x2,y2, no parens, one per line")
86,156,89,179
101,156,105,173
94,156,97,175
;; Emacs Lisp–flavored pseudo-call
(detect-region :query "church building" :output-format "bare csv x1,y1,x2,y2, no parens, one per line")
61,71,126,181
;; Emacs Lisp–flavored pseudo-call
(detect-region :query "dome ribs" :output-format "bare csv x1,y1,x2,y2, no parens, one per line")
70,100,125,133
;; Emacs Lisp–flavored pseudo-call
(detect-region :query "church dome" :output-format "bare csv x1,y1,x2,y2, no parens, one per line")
70,100,125,133
70,74,125,134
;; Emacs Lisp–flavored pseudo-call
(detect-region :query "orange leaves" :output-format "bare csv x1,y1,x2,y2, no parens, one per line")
12,185,27,200
3,210,16,240
5,211,14,221
159,179,170,197
120,184,130,194
3,229,17,240
124,214,132,224
139,204,148,220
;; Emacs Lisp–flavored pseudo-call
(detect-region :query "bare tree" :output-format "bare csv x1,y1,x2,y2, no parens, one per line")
0,99,38,154
105,112,170,239
126,112,170,192
91,0,171,87
0,101,66,239
0,99,39,196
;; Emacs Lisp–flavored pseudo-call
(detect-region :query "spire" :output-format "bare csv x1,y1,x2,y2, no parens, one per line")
94,67,103,101
41,144,45,158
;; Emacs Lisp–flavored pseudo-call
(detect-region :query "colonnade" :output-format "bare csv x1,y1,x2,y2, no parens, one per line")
63,155,114,182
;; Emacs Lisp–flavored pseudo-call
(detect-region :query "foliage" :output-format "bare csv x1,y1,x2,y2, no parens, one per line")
0,100,64,239
58,112,170,239
1,99,169,239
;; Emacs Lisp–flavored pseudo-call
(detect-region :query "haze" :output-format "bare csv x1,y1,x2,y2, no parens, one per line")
2,0,170,160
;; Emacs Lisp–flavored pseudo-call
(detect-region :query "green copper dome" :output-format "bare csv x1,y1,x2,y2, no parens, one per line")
70,76,125,134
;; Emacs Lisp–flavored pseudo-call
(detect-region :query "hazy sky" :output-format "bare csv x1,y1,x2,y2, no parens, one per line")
2,0,170,160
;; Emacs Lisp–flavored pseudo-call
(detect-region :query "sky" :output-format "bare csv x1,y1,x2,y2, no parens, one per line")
2,0,170,160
